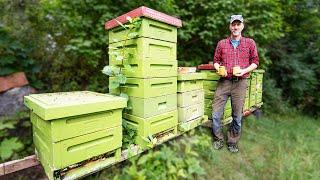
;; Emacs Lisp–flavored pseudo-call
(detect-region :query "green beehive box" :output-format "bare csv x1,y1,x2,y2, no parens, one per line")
199,70,220,80
204,98,231,110
110,58,177,78
204,107,231,125
223,109,232,119
109,37,176,63
24,91,127,120
109,77,177,98
108,18,178,44
123,110,178,148
177,73,206,81
30,109,122,142
33,125,122,173
177,73,206,93
203,80,219,91
178,115,206,132
178,102,204,122
125,93,177,118
177,89,204,107
204,89,215,99
177,80,203,93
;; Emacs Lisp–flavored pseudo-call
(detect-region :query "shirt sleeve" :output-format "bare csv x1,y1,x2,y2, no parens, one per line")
213,41,222,64
249,39,259,66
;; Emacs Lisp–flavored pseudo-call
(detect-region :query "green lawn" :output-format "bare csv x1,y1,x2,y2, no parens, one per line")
86,112,320,180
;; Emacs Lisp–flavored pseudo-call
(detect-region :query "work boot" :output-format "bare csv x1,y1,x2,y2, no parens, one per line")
213,139,224,150
227,144,239,153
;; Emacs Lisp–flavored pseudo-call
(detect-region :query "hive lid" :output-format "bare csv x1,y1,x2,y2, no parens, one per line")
178,73,207,81
24,91,127,120
105,6,182,30
253,69,265,73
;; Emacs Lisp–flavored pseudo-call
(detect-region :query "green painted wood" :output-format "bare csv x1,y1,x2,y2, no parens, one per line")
177,89,204,107
204,98,231,110
125,93,177,118
109,37,177,63
33,125,122,171
110,58,177,78
204,107,231,125
204,89,215,99
30,109,122,142
178,102,204,122
177,73,206,81
178,115,206,132
108,18,177,44
223,109,232,119
24,91,127,120
199,70,221,80
203,80,218,91
109,77,177,98
177,80,203,92
123,110,178,147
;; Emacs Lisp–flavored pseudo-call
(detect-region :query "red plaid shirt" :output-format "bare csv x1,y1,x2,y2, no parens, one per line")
213,36,259,78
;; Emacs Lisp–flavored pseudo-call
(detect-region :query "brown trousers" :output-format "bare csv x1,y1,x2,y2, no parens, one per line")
212,78,247,145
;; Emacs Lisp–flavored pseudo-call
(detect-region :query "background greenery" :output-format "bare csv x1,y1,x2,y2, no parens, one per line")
0,0,319,175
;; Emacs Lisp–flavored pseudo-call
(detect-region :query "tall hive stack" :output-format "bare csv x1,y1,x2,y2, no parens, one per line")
177,72,207,132
24,92,126,179
106,6,182,148
249,69,265,107
198,64,232,125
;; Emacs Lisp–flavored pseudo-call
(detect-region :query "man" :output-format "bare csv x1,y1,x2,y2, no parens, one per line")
212,15,259,153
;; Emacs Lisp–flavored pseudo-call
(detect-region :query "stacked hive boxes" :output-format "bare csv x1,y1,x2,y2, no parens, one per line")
198,66,232,125
106,7,182,148
24,91,126,179
244,78,250,111
177,72,206,132
249,69,265,107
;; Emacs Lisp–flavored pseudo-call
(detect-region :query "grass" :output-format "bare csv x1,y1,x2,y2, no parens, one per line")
85,111,320,180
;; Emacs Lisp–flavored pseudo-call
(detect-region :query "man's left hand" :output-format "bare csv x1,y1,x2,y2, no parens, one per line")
234,69,246,77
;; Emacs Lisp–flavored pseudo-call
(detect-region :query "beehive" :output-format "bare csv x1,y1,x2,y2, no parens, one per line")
24,91,126,179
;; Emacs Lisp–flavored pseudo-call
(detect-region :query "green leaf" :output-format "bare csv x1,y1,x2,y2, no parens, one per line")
101,65,113,76
0,138,23,160
120,93,129,101
117,74,127,84
109,80,120,89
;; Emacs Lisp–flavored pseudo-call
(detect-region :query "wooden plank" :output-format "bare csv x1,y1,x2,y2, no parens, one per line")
0,155,39,176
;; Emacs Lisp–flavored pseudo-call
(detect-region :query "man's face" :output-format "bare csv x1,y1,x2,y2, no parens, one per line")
229,20,244,36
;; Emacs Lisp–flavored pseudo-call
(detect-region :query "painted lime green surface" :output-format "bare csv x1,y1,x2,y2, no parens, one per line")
24,91,127,120
125,93,177,118
199,70,221,80
30,109,122,142
178,115,207,132
204,89,215,99
33,125,122,171
177,89,204,107
109,37,177,63
204,98,231,110
108,18,177,44
109,77,177,98
110,58,177,78
178,102,204,122
223,109,232,119
177,73,207,81
203,80,218,91
204,107,231,125
123,110,178,147
248,69,265,107
177,79,203,92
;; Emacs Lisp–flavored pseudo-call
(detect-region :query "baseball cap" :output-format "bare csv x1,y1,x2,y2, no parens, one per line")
230,15,244,23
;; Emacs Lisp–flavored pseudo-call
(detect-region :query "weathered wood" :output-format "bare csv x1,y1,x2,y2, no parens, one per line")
0,155,39,176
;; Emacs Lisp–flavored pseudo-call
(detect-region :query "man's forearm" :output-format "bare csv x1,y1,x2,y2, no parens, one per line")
243,63,258,74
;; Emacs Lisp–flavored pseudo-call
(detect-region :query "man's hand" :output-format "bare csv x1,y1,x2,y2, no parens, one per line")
234,68,246,77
